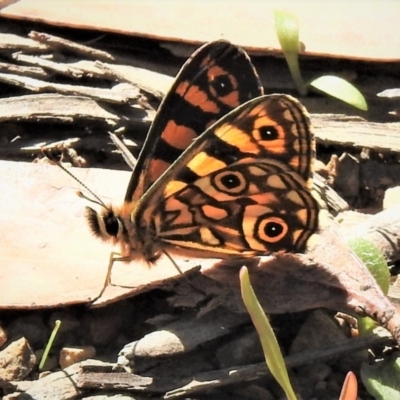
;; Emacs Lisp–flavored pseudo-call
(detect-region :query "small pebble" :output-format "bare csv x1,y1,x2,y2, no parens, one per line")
59,346,96,369
383,186,400,210
0,337,36,380
0,323,8,348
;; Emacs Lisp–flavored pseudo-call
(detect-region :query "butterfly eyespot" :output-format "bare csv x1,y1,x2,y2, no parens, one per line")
258,126,279,141
256,216,288,243
210,74,234,97
213,170,247,194
221,173,241,189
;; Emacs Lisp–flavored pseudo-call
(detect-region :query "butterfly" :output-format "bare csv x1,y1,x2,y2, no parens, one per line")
86,40,319,286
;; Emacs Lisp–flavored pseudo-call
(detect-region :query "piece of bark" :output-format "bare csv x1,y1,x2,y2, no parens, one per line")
119,306,249,361
11,52,172,100
378,89,400,99
0,32,48,51
335,210,373,232
0,61,48,79
0,93,123,124
12,52,86,78
13,55,119,80
78,364,172,394
389,277,400,307
312,114,400,153
29,31,116,62
6,360,99,399
204,212,400,345
313,172,350,213
0,72,141,104
97,62,172,100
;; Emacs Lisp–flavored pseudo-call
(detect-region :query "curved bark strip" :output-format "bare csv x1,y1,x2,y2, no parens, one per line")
205,216,400,346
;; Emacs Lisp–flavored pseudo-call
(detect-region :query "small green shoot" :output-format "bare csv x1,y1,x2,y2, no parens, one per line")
39,319,61,370
273,9,368,110
240,266,297,400
273,10,307,96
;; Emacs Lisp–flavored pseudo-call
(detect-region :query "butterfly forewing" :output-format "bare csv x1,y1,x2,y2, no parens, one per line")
136,94,319,256
125,40,263,202
146,95,315,198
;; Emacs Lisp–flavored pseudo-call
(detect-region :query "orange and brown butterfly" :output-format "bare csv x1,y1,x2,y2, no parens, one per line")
86,40,319,278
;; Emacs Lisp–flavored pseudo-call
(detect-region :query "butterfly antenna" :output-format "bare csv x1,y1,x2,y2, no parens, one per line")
42,148,108,209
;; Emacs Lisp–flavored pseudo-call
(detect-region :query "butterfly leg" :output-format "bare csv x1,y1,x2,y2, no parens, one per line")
90,251,130,304
162,249,184,275
162,250,212,299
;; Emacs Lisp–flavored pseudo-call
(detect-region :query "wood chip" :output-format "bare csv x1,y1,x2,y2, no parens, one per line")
0,32,48,51
0,93,122,124
0,72,141,104
313,114,400,153
29,31,116,62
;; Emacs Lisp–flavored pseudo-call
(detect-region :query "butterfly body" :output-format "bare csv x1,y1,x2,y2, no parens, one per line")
86,41,319,268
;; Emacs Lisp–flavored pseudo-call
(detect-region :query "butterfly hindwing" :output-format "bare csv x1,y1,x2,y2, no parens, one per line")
159,159,317,255
136,94,319,256
125,40,263,202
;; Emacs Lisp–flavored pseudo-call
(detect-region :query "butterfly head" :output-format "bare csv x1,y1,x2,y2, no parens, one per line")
85,205,136,259
85,206,126,243
84,203,162,262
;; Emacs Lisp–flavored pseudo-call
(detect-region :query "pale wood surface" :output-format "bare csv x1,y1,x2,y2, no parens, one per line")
0,161,217,308
0,0,399,61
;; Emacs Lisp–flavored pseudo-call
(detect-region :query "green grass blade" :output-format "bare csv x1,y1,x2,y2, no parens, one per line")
240,267,297,400
39,319,61,370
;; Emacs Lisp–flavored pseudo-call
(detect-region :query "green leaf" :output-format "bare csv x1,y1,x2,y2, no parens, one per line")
310,75,368,110
361,356,400,400
240,267,297,400
347,237,389,335
347,238,389,294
